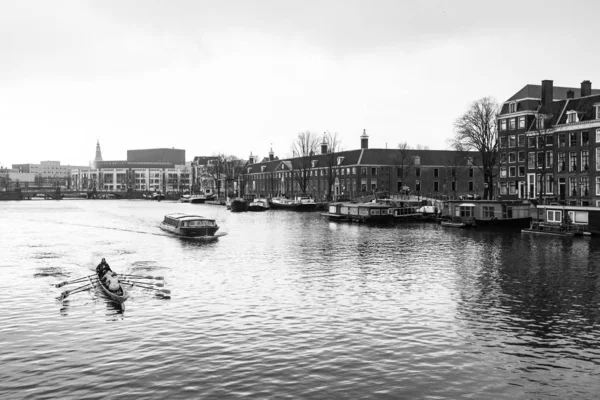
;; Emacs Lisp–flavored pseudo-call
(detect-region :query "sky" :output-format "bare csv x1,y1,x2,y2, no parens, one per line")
1,0,599,167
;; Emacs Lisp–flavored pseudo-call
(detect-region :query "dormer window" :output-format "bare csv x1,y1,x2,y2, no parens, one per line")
567,110,578,123
261,166,266,172
311,160,318,168
247,168,251,173
414,156,421,165
509,102,517,113
537,115,545,130
337,156,344,165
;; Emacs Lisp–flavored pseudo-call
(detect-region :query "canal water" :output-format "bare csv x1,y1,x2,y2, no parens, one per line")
1,199,600,399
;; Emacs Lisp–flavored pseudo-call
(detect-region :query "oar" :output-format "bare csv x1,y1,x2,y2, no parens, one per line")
55,274,97,288
120,279,165,287
56,282,95,300
121,281,171,294
119,274,164,281
155,293,171,300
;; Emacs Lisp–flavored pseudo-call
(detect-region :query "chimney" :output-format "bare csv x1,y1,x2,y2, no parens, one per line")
541,80,553,106
567,90,574,99
581,80,592,97
360,129,369,150
321,133,328,154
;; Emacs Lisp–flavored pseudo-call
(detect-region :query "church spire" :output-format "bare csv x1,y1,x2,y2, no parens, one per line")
95,140,103,162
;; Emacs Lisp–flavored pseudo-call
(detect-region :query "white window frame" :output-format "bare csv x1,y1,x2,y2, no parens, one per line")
547,210,562,223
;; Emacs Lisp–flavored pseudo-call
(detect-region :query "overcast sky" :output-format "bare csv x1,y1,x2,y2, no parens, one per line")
1,0,599,167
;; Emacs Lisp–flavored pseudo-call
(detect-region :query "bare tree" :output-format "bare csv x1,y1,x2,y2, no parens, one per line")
321,131,343,201
394,142,416,197
451,97,501,200
291,131,320,195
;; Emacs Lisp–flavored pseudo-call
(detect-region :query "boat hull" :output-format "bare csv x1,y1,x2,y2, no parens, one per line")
93,275,130,304
230,199,248,212
160,222,220,237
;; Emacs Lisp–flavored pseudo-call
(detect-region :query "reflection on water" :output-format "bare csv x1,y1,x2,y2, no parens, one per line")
1,200,600,399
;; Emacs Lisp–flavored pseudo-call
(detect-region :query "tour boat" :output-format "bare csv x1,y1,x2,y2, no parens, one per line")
160,213,221,238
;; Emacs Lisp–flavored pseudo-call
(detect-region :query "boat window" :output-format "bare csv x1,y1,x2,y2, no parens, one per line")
459,206,473,217
568,211,588,224
546,210,562,223
371,209,381,215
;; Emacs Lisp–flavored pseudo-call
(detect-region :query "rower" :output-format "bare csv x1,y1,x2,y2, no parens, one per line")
105,272,121,292
96,258,112,280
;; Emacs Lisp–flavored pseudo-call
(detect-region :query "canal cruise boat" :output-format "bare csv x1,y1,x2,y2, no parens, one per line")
160,213,222,238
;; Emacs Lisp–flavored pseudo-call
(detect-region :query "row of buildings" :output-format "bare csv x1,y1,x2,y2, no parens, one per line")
4,134,484,201
6,77,599,205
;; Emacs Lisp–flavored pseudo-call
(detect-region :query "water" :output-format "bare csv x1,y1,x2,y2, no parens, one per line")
1,200,600,399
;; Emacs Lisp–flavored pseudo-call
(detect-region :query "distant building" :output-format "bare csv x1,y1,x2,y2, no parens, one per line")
71,143,191,193
127,148,185,165
497,79,600,206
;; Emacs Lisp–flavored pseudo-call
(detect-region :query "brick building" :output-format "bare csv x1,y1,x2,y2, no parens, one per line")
242,132,483,201
497,79,600,206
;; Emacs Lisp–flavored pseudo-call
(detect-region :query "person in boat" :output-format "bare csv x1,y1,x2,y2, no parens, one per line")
96,258,112,279
104,271,122,293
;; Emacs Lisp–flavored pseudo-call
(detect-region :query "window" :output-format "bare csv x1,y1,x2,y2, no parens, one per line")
414,156,421,165
528,137,536,148
311,160,318,168
434,181,439,191
595,105,600,120
597,148,600,171
509,102,517,113
451,181,456,191
501,119,507,131
518,134,525,147
518,166,525,177
570,132,577,147
361,178,367,192
509,166,516,177
434,168,439,177
509,181,516,194
500,167,507,178
469,168,474,177
582,150,589,171
558,134,566,148
567,111,578,123
371,167,377,176
500,136,507,148
361,167,367,175
500,182,507,195
537,115,545,129
371,178,377,191
546,175,553,194
416,180,421,192
581,176,590,196
482,206,495,218
517,116,525,129
546,135,553,146
558,152,566,172
518,151,525,162
537,152,544,168
582,131,589,146
596,177,600,195
337,157,344,165
469,181,474,191
547,210,562,223
508,152,516,163
509,118,516,130
569,152,577,172
415,168,421,177
546,151,553,168
528,152,535,169
570,176,577,196
508,135,516,147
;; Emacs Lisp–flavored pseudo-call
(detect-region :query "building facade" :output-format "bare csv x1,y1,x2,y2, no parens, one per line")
498,79,600,206
242,133,484,201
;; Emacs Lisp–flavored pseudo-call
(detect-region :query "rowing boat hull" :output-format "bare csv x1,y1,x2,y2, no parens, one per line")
93,275,130,304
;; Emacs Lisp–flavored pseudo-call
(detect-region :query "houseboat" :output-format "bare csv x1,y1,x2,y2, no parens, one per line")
322,202,394,223
248,197,270,211
160,213,222,238
229,198,248,212
521,204,596,236
442,200,532,229
270,196,317,211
